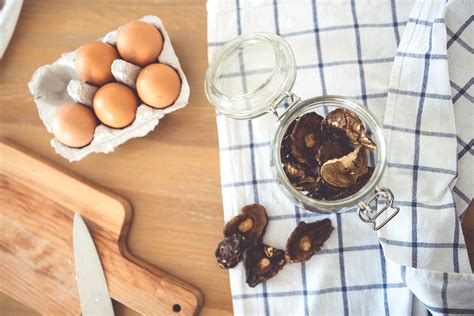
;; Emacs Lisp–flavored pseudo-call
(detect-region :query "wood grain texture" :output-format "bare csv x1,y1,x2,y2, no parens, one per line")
0,0,472,315
0,1,232,315
0,140,203,315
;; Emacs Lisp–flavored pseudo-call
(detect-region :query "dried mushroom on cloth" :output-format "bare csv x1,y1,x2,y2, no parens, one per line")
223,204,268,245
244,244,287,287
215,204,268,269
214,204,336,288
215,204,288,287
281,108,376,201
285,219,334,263
215,234,245,269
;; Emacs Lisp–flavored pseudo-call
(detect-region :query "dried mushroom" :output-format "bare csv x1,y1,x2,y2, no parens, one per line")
290,112,324,165
283,160,306,182
338,166,374,197
215,234,245,269
322,108,376,150
282,108,376,201
320,145,368,188
310,167,374,201
317,138,352,164
281,120,296,162
244,244,286,287
285,219,334,263
294,175,320,192
308,179,343,201
224,204,268,246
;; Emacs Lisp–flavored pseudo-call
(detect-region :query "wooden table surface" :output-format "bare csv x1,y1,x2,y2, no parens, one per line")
0,1,472,315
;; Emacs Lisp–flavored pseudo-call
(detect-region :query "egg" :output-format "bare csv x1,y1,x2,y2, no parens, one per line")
136,63,181,109
116,21,164,66
76,41,119,86
52,103,97,148
93,82,139,128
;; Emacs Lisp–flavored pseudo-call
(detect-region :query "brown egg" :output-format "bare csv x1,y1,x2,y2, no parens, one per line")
93,82,139,128
52,103,97,148
116,21,163,66
76,41,119,86
136,63,181,109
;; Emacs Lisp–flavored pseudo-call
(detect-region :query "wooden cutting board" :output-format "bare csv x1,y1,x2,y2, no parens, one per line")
0,139,203,315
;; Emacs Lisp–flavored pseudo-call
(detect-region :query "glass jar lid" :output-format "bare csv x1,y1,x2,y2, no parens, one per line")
205,33,296,119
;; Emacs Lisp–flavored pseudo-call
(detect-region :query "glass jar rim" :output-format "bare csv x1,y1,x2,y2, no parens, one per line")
271,95,387,211
205,33,296,119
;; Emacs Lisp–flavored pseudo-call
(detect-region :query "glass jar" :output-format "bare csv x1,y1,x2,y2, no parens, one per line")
205,33,399,230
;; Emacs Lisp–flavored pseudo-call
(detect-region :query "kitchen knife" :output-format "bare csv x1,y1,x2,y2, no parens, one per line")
73,212,115,316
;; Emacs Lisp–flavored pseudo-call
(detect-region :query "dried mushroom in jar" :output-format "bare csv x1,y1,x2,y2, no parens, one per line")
308,179,344,201
322,108,376,150
244,244,286,287
290,112,324,165
284,158,321,193
224,204,268,246
215,234,245,269
281,120,296,162
283,160,306,182
317,138,352,164
285,219,334,263
294,175,320,193
281,108,376,201
337,166,374,197
310,167,374,201
320,145,368,188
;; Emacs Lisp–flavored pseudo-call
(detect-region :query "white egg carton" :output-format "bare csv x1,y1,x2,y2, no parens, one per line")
28,15,190,162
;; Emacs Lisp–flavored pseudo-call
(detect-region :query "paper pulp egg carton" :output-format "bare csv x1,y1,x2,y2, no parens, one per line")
28,16,189,162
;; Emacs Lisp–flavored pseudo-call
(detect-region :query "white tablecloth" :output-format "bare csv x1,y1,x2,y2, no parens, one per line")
207,0,474,314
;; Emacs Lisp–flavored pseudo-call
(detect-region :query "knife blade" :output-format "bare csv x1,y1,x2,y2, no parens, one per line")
73,212,114,316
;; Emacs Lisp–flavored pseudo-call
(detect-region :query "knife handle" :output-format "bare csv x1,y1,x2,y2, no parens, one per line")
102,247,203,316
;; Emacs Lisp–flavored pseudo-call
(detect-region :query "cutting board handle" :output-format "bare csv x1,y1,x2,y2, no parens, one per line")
108,253,202,316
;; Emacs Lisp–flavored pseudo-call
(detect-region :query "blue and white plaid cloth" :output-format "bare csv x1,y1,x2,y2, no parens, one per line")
207,0,474,315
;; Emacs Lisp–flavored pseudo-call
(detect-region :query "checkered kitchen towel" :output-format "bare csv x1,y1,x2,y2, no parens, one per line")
207,0,474,315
